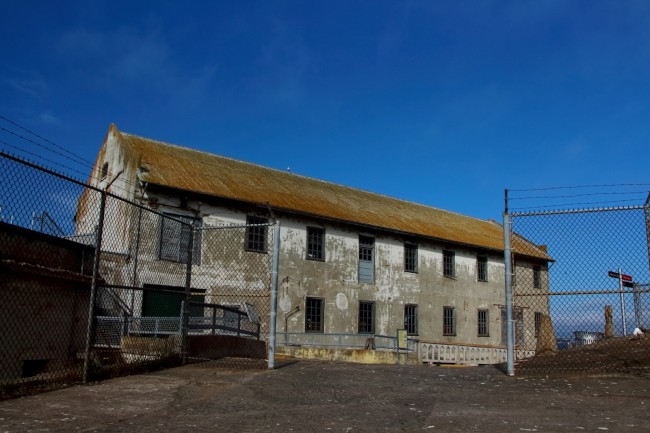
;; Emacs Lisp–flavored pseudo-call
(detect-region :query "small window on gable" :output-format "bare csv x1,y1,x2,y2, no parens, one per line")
533,265,541,288
101,162,109,180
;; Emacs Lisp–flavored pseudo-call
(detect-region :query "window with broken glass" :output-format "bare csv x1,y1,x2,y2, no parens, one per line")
305,297,324,332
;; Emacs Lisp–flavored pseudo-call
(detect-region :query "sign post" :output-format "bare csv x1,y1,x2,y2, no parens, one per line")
608,269,633,335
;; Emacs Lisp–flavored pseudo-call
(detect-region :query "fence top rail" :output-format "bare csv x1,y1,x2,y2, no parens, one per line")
509,204,646,217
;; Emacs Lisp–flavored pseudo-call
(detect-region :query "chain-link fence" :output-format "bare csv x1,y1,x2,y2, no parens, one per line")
0,152,276,399
506,200,650,376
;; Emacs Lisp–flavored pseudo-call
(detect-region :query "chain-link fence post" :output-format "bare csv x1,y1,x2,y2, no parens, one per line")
181,224,194,365
268,221,281,369
83,190,106,383
503,199,515,376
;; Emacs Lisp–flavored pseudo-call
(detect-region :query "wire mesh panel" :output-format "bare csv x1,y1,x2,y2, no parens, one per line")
509,205,650,376
0,152,94,398
1,151,277,398
187,222,274,368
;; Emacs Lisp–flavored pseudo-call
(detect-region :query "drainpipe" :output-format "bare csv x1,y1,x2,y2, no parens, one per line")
268,220,281,369
503,192,515,376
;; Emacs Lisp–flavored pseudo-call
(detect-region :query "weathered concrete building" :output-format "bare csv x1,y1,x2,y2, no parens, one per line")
77,124,552,364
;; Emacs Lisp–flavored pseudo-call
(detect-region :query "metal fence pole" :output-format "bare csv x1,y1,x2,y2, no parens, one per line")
503,208,515,376
83,190,107,383
181,223,194,365
268,221,281,369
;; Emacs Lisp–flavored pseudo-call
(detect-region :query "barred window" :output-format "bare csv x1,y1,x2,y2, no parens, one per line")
246,216,268,252
307,227,325,261
443,250,455,277
443,306,455,336
478,309,489,337
404,243,418,273
477,255,488,282
101,162,108,180
358,301,375,334
159,213,201,265
404,304,418,335
305,297,324,333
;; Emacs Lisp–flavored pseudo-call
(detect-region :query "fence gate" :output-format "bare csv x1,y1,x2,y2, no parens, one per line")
506,200,650,375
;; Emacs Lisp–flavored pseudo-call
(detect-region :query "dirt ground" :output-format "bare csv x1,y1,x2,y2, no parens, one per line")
1,359,649,432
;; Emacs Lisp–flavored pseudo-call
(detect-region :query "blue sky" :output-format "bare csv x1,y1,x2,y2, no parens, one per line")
1,1,649,221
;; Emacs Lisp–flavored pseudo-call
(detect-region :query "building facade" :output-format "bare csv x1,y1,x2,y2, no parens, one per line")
76,124,552,363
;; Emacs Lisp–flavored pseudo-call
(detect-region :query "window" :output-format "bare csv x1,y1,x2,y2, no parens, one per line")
404,304,418,335
478,309,489,337
443,306,455,336
100,162,108,180
358,301,375,334
307,227,325,261
404,243,418,273
534,312,543,338
305,298,324,332
246,216,268,252
159,213,201,265
477,255,488,282
533,265,541,288
358,235,375,283
443,250,455,277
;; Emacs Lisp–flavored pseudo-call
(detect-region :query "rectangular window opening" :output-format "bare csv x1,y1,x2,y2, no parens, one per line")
246,216,268,253
305,297,324,332
443,250,455,277
443,306,455,336
307,227,325,261
159,213,202,265
358,235,375,283
478,309,489,337
404,243,418,273
404,304,418,335
533,265,541,289
358,301,375,334
477,255,488,282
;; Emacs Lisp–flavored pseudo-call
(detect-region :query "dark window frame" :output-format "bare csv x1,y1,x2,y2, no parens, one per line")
477,255,488,282
443,306,455,336
159,213,202,265
534,312,543,338
245,216,268,253
404,304,418,335
305,297,324,333
533,265,541,289
358,301,375,334
358,235,375,283
478,309,489,337
101,162,109,180
443,250,455,277
306,227,325,261
404,243,418,273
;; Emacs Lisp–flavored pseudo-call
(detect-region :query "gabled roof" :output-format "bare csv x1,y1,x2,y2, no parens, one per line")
108,124,550,260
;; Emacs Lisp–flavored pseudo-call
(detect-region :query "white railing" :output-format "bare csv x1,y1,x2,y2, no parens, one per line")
420,342,535,365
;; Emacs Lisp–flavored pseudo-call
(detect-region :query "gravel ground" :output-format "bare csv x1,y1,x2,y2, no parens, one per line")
1,360,649,432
